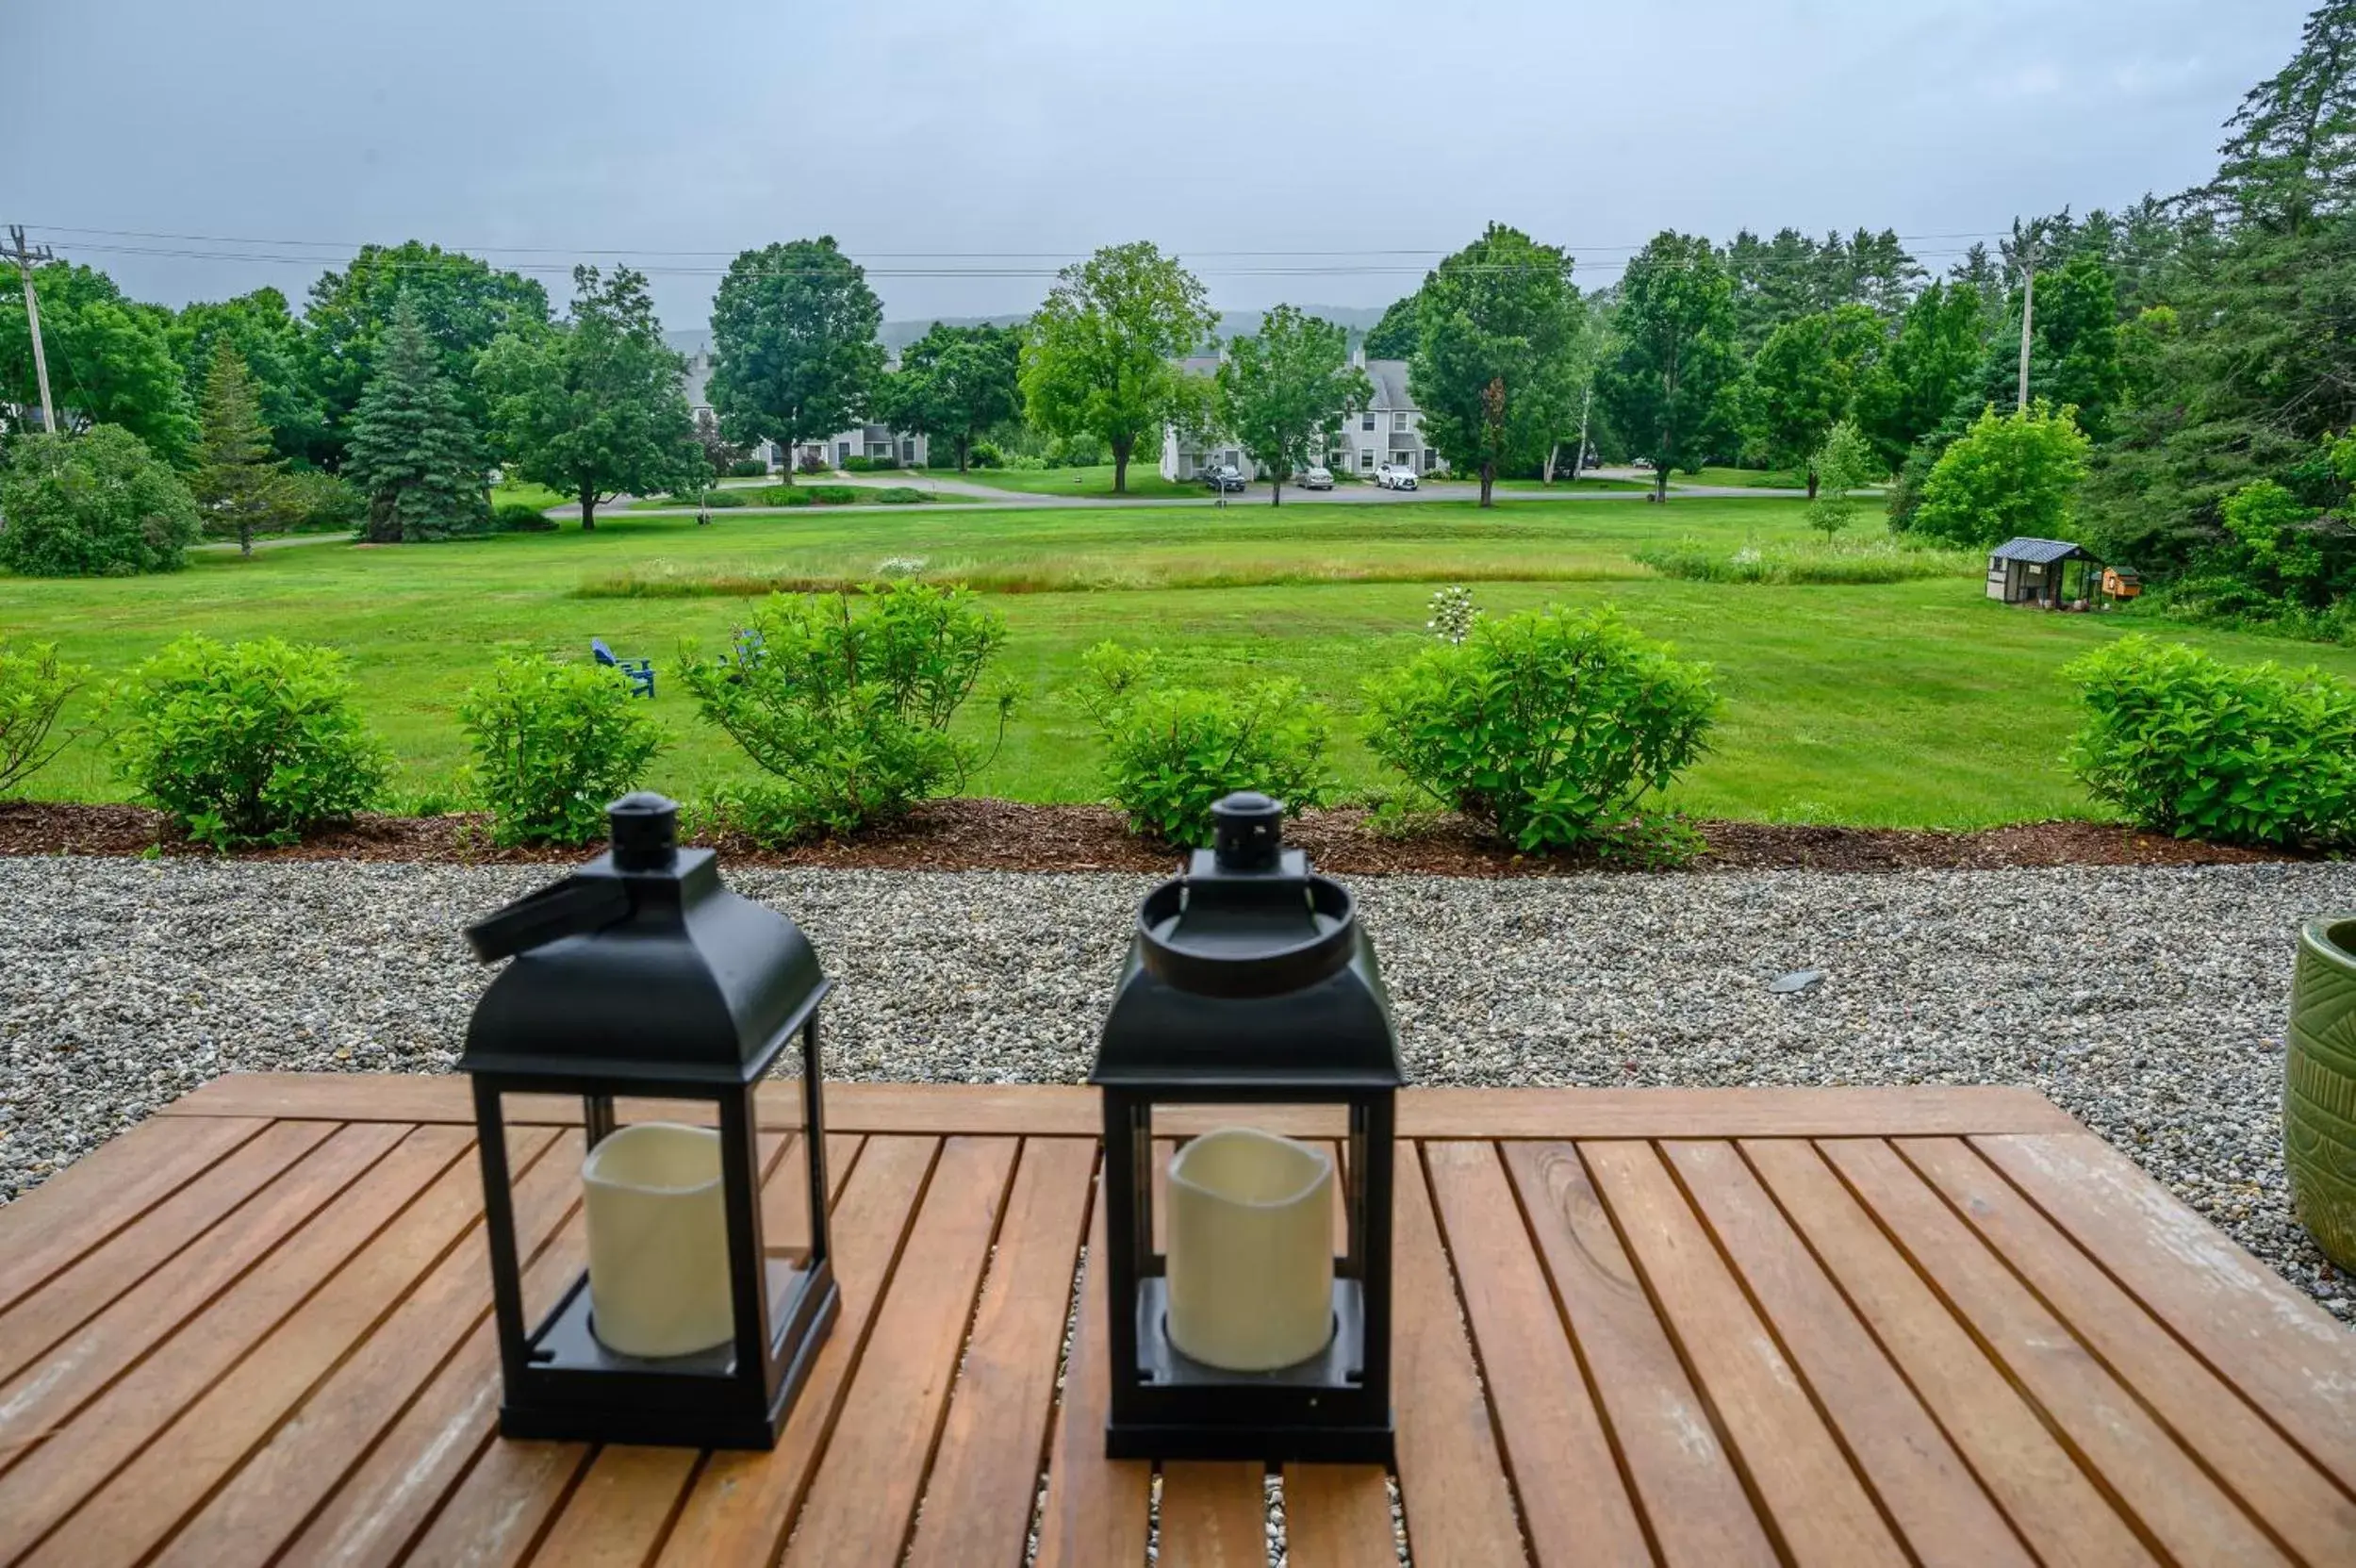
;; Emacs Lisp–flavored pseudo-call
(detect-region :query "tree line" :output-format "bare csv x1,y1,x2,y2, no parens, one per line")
5,0,2355,625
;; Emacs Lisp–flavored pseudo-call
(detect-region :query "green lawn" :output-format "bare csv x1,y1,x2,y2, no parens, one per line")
8,494,2349,828
1686,466,1808,489
937,465,1204,501
490,481,568,512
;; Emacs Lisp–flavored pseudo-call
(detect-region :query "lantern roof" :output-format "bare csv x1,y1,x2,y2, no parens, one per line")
1092,794,1405,1092
458,794,827,1087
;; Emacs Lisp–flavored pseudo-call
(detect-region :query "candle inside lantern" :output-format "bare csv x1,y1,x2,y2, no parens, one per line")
1165,1127,1335,1372
582,1122,734,1359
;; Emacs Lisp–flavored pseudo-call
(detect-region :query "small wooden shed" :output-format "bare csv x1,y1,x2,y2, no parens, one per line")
1986,536,2099,606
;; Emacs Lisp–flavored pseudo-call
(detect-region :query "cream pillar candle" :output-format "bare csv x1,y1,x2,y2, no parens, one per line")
582,1122,734,1359
1165,1127,1335,1372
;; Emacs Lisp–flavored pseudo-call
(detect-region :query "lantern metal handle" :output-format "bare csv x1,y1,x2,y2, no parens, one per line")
466,877,633,965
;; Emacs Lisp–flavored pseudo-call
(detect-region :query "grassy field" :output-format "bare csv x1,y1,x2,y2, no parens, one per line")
489,481,568,512
8,493,2352,828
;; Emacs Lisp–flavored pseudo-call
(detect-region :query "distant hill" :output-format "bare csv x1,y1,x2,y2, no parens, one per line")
667,304,1397,358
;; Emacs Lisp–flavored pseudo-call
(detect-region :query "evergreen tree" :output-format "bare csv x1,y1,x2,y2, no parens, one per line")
344,293,489,542
191,346,299,557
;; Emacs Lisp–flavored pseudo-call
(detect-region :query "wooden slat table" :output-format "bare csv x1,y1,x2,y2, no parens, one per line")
0,1074,2350,1566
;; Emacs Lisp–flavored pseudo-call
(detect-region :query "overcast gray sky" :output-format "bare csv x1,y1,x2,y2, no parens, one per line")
12,0,2313,329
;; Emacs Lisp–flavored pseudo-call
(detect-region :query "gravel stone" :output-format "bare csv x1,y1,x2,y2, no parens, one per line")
1,855,2350,1326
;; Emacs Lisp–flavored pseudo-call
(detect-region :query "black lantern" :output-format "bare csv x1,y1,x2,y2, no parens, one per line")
1091,792,1405,1463
459,792,837,1449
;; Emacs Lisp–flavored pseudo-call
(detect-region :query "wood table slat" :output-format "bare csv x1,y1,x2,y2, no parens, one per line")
1160,1461,1266,1568
0,1119,335,1389
155,1073,2080,1138
1903,1136,2356,1567
149,1131,588,1568
1819,1137,2296,1567
1581,1138,1909,1566
1499,1141,1776,1568
525,1448,699,1568
1973,1131,2356,1497
1421,1140,1650,1567
0,1123,406,1472
1391,1142,1528,1568
0,1115,271,1315
779,1136,1019,1566
651,1135,941,1565
903,1136,1096,1568
1030,1177,1150,1568
1281,1463,1394,1568
23,1127,563,1568
1738,1139,2158,1568
0,1123,463,1559
1663,1138,2035,1567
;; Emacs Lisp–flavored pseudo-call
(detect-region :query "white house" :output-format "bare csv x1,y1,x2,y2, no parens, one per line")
678,340,928,471
1158,348,1446,482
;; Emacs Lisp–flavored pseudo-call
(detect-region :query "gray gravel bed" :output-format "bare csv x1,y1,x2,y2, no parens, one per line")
1,855,2349,1325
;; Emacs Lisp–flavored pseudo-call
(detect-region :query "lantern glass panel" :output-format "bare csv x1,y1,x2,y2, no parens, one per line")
480,1087,816,1371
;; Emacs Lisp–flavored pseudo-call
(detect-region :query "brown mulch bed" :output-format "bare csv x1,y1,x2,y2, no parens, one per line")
0,799,2299,876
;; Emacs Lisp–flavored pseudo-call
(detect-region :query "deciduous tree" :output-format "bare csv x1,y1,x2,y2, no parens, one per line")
707,238,885,484
877,322,1022,472
1806,420,1879,540
1744,305,1884,495
0,426,200,576
1409,223,1585,507
0,263,197,460
1362,295,1420,358
1020,242,1216,495
301,242,549,470
1215,306,1372,504
1912,401,2091,549
344,293,489,543
477,266,705,531
1595,233,1739,503
168,289,326,468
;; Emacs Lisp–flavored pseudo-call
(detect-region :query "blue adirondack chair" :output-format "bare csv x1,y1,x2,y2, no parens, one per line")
591,637,655,699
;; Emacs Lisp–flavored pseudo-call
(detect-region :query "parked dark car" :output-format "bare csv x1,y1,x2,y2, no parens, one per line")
1203,464,1248,492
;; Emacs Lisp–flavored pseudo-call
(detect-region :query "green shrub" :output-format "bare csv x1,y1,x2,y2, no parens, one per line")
110,635,392,848
1634,536,1980,585
843,454,900,471
2063,635,2356,847
872,487,929,505
0,636,91,797
727,458,768,478
282,469,367,535
1911,401,2091,549
1364,605,1717,852
969,440,1005,468
680,582,1013,841
750,484,861,507
697,488,748,507
458,653,667,845
0,426,201,577
1075,643,1332,844
492,500,558,533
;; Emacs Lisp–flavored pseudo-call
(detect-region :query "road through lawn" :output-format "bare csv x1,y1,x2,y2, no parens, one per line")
9,495,2353,826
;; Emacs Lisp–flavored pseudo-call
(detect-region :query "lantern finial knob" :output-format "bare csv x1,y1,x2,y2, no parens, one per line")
608,791,680,871
1210,791,1283,871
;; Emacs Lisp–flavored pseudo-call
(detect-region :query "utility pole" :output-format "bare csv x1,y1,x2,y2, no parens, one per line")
6,226,58,436
2016,231,2038,413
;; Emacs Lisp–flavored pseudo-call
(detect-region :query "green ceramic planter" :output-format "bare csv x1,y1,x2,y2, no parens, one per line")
2287,917,2356,1272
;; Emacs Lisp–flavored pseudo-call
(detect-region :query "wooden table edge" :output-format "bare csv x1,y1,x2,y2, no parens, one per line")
151,1072,2084,1138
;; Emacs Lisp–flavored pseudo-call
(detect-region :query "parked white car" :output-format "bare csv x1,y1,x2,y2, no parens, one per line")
1296,465,1334,490
1376,462,1418,491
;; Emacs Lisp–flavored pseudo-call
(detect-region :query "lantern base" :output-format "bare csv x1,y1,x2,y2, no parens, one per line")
497,1259,838,1450
1105,1277,1394,1463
